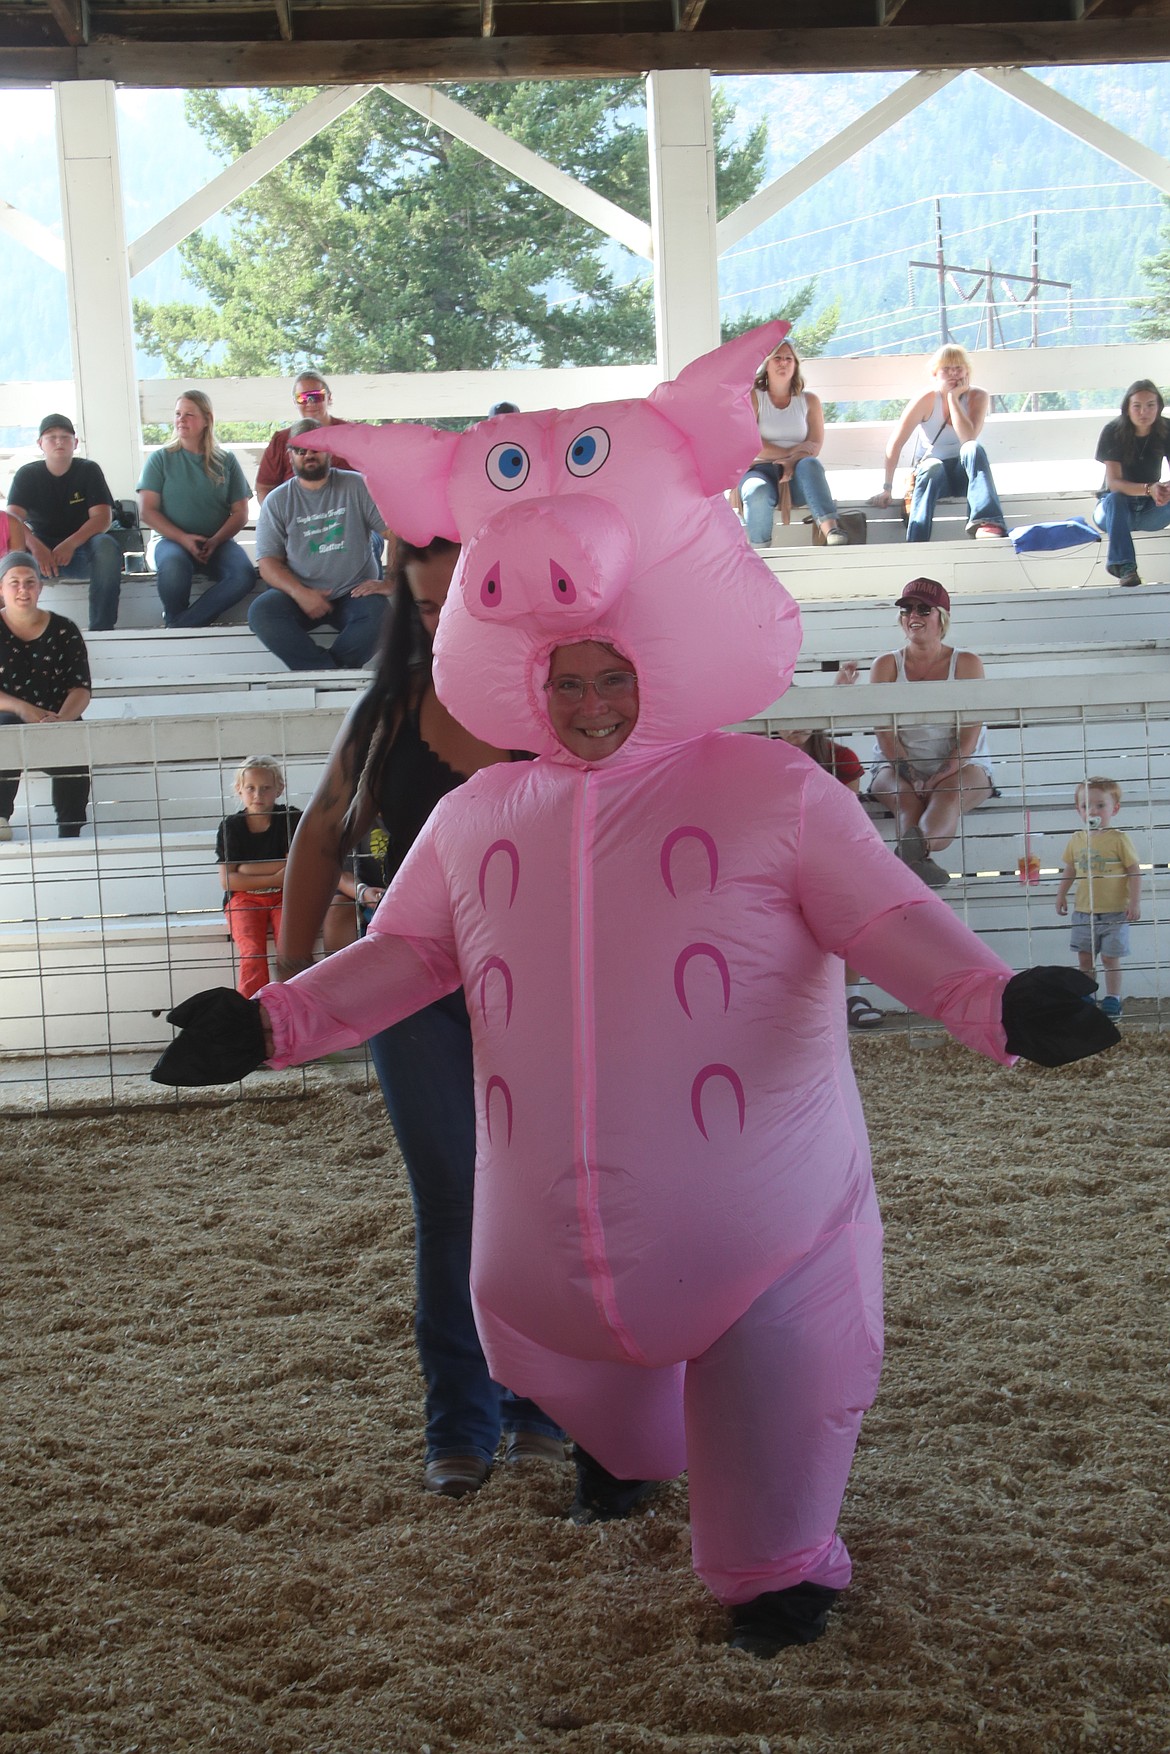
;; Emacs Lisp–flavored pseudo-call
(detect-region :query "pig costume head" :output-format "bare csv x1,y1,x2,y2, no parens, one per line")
293,322,802,758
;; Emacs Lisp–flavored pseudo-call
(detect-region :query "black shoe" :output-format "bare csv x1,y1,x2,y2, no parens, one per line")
566,1444,657,1525
727,1582,839,1657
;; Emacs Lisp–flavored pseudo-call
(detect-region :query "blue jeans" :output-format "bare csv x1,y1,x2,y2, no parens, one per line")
739,457,838,545
906,443,1005,542
367,990,563,1463
248,586,389,670
1092,491,1170,576
57,533,123,631
154,537,256,628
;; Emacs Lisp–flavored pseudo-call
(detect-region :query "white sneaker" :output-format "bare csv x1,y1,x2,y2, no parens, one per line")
0,819,11,842
825,527,850,547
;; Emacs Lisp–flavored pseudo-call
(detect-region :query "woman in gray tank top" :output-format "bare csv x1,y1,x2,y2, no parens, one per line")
868,344,1007,544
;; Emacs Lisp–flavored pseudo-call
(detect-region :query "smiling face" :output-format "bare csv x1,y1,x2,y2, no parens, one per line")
898,601,939,637
545,641,640,761
0,564,43,617
174,397,208,449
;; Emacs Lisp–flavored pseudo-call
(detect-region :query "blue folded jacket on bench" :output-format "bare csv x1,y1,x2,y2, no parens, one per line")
1009,517,1101,553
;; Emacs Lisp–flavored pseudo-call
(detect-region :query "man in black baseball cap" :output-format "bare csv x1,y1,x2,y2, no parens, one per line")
7,414,121,630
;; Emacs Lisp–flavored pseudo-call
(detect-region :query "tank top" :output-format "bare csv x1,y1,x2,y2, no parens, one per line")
374,692,527,884
756,390,809,448
912,391,969,463
870,647,992,775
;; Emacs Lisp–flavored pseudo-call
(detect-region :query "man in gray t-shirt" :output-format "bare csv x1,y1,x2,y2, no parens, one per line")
248,420,392,670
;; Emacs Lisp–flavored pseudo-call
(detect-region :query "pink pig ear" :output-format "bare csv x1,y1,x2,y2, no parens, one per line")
292,422,461,545
648,320,791,495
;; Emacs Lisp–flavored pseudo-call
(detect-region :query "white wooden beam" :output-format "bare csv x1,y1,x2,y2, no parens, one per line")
54,81,140,495
977,67,1170,197
127,84,371,277
716,70,960,254
382,82,653,261
135,364,661,426
0,198,65,270
647,70,719,378
274,1,293,43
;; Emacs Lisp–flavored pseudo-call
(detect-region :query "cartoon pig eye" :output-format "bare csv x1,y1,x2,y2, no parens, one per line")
565,427,611,477
486,442,530,491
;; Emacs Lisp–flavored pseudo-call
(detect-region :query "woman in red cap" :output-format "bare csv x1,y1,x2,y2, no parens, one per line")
863,577,993,887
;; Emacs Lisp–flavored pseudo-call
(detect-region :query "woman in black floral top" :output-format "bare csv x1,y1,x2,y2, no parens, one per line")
0,551,92,839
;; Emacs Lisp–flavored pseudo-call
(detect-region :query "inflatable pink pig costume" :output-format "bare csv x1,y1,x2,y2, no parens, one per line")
263,323,1018,1617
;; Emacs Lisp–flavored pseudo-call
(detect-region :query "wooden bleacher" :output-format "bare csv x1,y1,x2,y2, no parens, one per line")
5,362,1170,1073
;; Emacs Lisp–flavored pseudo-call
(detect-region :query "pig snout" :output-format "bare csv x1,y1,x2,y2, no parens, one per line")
460,495,634,628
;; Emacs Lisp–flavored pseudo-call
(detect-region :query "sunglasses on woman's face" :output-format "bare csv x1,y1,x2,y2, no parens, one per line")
295,390,328,406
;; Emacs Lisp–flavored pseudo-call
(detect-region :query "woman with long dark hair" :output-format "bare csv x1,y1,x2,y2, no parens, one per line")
1092,379,1170,588
278,537,563,1496
738,338,848,547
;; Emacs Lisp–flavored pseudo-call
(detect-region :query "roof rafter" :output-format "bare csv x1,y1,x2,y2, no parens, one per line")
43,0,87,47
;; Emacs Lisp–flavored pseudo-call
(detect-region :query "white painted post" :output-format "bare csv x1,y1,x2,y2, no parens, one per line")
54,82,142,497
646,70,720,381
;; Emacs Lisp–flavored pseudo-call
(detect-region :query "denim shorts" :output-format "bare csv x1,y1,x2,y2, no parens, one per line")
1070,910,1130,957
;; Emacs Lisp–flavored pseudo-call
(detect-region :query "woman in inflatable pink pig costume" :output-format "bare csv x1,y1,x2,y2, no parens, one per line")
154,322,1114,1657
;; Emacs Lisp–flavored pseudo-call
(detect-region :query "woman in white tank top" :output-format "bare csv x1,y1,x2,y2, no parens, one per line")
861,576,994,888
738,339,850,548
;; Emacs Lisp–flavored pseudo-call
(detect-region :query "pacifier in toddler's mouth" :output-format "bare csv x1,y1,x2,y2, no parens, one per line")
1088,815,1102,830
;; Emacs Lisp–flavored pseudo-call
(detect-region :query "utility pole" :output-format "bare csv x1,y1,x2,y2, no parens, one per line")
909,208,1072,411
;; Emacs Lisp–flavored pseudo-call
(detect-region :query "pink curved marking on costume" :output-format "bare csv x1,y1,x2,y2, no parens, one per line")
549,557,577,605
479,956,514,1029
480,563,502,608
478,839,520,909
485,1075,513,1147
660,825,719,898
691,1064,746,1141
673,943,731,1020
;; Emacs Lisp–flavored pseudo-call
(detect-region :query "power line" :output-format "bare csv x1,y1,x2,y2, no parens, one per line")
721,183,1162,264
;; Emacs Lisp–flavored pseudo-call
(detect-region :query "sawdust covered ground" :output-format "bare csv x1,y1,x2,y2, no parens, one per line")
2,1035,1168,1754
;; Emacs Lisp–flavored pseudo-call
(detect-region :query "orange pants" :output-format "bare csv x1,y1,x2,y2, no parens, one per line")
225,891,283,998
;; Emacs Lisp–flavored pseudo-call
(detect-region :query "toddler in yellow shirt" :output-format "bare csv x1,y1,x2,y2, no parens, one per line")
1055,777,1141,1022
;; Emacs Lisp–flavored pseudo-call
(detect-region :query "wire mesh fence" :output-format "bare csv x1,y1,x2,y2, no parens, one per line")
2,674,1167,1112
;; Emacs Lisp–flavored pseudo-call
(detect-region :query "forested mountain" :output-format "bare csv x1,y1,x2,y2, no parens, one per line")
715,66,1170,360
1,64,1167,389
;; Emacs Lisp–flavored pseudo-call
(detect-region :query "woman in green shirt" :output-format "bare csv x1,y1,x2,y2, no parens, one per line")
137,391,256,627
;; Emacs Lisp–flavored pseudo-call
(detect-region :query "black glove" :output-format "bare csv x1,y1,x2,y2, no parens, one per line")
150,987,269,1087
1002,966,1120,1067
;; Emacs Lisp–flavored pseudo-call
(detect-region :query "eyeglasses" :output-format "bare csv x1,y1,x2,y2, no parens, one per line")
543,671,637,704
295,390,328,406
898,605,935,618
